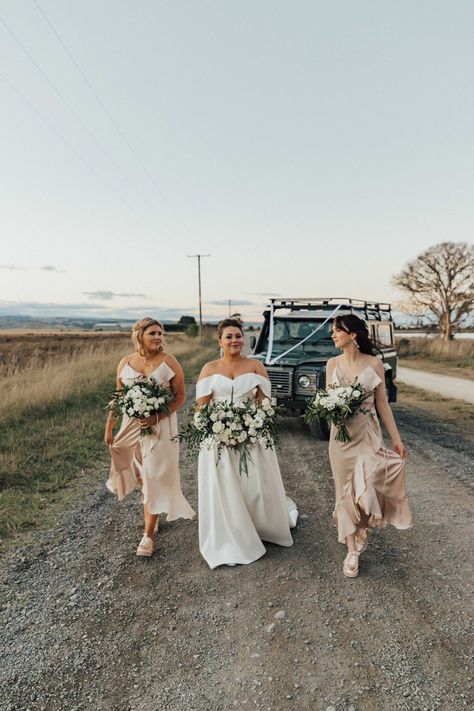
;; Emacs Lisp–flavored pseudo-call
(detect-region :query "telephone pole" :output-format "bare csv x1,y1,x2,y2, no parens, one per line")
187,254,210,341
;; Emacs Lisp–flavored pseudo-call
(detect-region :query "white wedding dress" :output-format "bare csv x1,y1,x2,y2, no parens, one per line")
196,372,298,569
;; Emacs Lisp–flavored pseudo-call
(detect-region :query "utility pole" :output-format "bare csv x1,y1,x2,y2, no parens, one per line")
187,254,210,341
228,299,232,317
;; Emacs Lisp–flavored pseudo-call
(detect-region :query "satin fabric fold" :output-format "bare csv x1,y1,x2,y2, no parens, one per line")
329,364,413,544
197,372,297,569
106,361,195,521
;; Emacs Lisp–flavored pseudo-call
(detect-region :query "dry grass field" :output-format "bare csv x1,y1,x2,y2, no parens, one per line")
0,329,217,541
396,336,474,378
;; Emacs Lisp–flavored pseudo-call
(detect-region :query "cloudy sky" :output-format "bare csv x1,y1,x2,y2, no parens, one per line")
1,1,473,322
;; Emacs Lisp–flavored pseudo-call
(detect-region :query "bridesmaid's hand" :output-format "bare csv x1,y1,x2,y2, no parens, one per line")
139,414,158,429
393,440,406,459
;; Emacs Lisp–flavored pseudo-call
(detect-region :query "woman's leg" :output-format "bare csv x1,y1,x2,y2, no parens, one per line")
144,503,159,537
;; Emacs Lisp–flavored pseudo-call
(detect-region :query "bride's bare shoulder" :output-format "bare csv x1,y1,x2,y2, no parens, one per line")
250,358,269,379
198,359,221,380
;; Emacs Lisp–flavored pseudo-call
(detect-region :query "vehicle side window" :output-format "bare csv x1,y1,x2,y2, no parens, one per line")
377,323,393,346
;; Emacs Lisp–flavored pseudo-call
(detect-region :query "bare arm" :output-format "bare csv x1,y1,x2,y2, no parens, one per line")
104,356,128,446
325,357,336,388
373,359,406,458
165,355,186,416
252,359,271,403
195,362,214,409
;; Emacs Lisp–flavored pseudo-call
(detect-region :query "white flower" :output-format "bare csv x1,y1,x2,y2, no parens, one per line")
248,427,257,437
127,407,135,416
238,431,248,442
210,412,218,422
212,421,225,433
352,389,361,398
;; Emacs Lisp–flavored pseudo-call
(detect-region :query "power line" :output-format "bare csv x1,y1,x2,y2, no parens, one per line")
31,0,182,221
0,11,164,228
0,70,148,221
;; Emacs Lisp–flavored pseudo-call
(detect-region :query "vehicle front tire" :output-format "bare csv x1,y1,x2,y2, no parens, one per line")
307,416,330,441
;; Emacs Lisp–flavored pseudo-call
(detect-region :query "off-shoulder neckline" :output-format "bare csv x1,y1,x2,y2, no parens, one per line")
198,372,268,383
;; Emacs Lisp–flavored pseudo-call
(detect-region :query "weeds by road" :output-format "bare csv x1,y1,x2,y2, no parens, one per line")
0,332,216,542
396,337,474,379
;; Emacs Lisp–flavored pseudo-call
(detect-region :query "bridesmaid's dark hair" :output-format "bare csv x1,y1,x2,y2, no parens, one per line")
217,317,244,339
333,314,376,355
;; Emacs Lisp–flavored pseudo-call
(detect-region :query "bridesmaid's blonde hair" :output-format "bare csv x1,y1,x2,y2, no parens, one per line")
132,317,165,355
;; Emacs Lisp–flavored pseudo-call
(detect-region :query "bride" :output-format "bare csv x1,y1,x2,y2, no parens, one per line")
195,317,298,569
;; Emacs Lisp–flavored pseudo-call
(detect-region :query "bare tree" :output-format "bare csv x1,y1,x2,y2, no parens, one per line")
392,241,474,340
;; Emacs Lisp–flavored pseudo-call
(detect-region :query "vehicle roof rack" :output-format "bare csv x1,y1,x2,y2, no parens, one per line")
267,297,392,321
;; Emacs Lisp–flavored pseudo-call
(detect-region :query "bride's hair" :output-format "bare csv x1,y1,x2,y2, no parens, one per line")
132,317,165,354
333,314,376,355
217,316,244,339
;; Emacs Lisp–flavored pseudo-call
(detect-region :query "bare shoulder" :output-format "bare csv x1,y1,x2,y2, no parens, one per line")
163,352,182,371
251,358,269,379
117,354,132,373
326,356,338,371
370,355,385,376
198,359,221,381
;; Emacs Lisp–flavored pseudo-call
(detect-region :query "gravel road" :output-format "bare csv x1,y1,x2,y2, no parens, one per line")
1,402,473,711
397,366,474,404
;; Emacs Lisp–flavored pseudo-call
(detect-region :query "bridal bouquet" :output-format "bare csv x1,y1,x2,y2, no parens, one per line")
304,381,374,443
107,378,174,436
178,396,279,475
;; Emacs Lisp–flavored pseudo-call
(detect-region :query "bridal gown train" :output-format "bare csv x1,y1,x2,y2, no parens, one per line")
196,372,298,569
106,359,195,521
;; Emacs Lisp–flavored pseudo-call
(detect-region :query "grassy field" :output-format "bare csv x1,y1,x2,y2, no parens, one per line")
0,330,217,543
396,382,474,442
396,336,474,378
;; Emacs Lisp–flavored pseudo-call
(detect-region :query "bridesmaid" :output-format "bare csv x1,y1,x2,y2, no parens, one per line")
104,317,195,557
326,314,413,578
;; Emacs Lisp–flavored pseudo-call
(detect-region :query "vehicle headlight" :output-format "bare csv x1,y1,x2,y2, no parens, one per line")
298,375,311,389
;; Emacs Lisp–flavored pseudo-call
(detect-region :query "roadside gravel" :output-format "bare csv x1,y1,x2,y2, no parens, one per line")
0,403,472,711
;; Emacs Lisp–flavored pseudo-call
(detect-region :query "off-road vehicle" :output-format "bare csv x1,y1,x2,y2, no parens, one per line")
249,297,398,438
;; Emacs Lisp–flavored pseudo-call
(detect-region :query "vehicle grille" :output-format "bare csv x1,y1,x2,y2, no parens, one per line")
267,369,292,397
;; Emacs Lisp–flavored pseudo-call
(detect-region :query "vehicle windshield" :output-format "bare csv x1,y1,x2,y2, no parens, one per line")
263,319,339,358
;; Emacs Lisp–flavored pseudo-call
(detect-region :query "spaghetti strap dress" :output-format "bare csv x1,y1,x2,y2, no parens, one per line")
106,358,195,521
329,363,413,544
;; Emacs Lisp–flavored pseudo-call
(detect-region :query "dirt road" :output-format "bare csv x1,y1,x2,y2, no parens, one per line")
397,366,474,404
1,402,473,711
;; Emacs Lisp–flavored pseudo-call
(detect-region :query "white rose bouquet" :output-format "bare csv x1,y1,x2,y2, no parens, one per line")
178,396,279,475
304,380,374,443
107,378,174,436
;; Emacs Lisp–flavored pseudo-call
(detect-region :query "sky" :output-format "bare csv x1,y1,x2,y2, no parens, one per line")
1,1,473,323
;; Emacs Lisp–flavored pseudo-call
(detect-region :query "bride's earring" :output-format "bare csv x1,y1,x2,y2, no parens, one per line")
219,347,224,357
